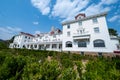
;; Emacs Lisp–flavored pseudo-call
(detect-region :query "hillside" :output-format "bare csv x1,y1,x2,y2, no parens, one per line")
0,36,14,49
0,48,120,80
0,39,4,42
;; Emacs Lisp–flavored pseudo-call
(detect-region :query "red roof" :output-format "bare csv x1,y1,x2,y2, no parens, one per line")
20,32,34,37
75,13,86,20
50,31,54,35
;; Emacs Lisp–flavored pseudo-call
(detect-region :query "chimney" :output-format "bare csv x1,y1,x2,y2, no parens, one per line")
51,26,55,31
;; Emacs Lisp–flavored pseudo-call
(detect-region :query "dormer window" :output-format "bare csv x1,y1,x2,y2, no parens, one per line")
92,18,98,23
67,24,70,29
75,13,86,20
25,36,27,38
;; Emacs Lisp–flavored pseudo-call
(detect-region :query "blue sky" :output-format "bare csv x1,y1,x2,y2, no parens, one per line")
0,0,120,40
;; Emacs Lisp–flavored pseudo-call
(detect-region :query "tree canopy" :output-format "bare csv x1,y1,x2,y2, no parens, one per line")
109,28,118,36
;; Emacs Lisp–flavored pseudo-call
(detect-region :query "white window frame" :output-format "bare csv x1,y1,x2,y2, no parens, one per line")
92,18,98,23
94,27,100,33
67,31,70,37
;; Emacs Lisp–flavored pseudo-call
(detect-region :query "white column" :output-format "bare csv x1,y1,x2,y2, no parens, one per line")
57,43,59,51
44,44,46,50
33,44,35,49
50,44,52,50
29,44,31,49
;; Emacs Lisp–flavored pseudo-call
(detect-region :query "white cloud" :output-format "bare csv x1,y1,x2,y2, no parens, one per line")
33,21,39,25
101,0,118,5
80,0,118,16
0,27,21,40
31,0,51,15
51,0,90,21
108,15,120,22
51,0,119,22
35,31,41,34
31,0,119,22
81,3,110,16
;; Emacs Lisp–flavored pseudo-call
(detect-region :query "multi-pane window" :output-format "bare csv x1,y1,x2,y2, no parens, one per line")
45,36,48,38
27,45,29,48
24,40,26,42
34,45,37,48
53,35,56,38
52,44,57,48
94,27,100,33
78,41,87,47
67,31,70,37
23,45,26,48
46,44,50,49
93,39,105,47
25,36,27,38
39,37,42,39
31,45,33,49
92,18,98,23
67,24,70,29
66,41,72,47
18,45,19,47
78,21,82,26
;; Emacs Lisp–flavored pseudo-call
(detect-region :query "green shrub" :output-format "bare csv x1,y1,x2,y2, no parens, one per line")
40,60,61,80
58,68,77,80
0,55,26,80
61,59,73,68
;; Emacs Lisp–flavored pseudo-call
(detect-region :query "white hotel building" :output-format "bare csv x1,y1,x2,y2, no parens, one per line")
9,12,120,53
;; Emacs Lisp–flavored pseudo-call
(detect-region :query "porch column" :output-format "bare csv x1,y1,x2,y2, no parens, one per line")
33,44,35,49
57,43,59,50
44,44,46,50
50,44,52,50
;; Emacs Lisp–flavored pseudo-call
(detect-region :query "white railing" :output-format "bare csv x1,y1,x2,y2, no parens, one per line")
110,35,118,39
73,32,90,37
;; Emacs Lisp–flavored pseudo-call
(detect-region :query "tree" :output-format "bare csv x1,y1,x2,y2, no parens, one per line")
109,28,118,36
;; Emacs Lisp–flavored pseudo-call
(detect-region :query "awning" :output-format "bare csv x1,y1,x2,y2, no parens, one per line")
73,35,90,40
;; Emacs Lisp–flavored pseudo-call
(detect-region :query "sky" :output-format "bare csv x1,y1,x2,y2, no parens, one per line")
0,0,120,40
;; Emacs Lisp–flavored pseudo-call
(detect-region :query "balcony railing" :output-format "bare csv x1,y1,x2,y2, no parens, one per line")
110,35,118,39
73,31,90,36
42,39,62,42
73,32,90,40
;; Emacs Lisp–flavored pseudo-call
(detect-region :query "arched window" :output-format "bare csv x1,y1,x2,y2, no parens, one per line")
34,45,37,48
93,39,105,47
31,45,33,49
66,41,72,47
18,45,19,48
13,44,17,48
